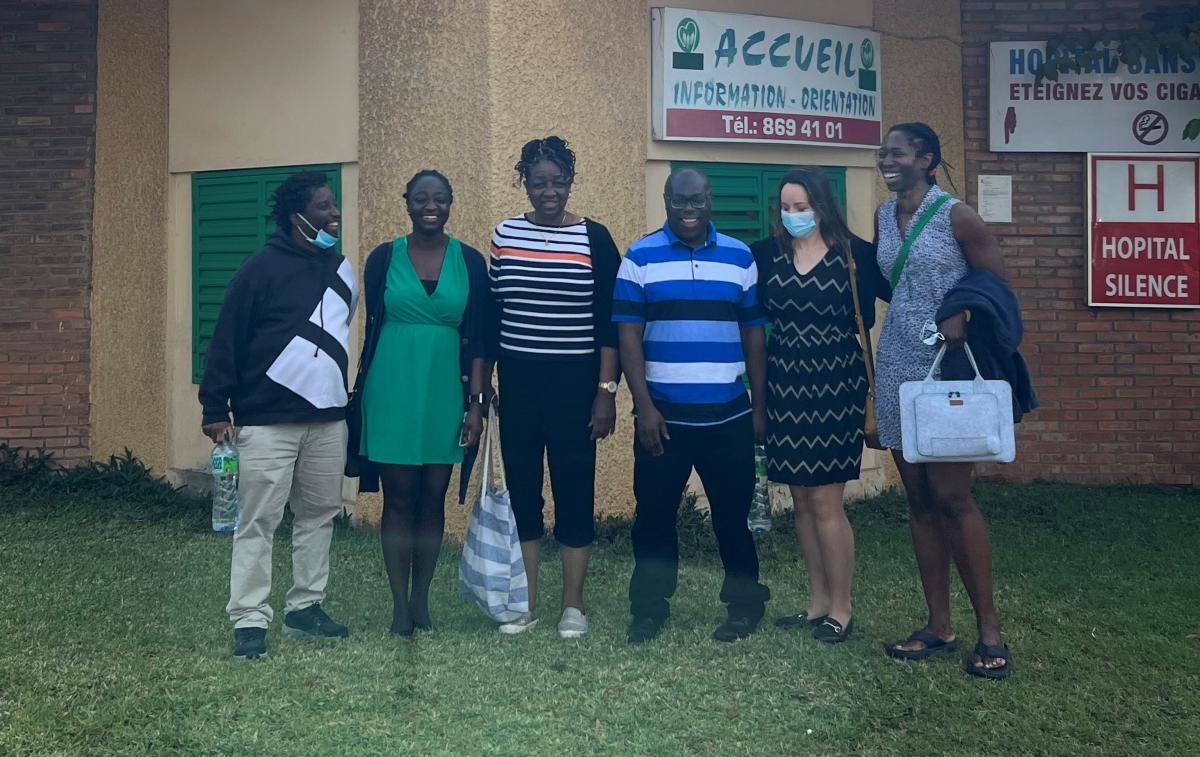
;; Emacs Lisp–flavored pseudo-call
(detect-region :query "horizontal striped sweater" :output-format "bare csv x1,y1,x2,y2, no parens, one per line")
489,215,620,361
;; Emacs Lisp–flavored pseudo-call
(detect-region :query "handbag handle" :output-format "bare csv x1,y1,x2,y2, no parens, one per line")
844,241,877,402
925,343,984,383
479,401,506,495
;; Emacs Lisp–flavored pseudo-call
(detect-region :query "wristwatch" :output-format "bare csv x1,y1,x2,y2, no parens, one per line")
598,380,618,394
468,392,487,405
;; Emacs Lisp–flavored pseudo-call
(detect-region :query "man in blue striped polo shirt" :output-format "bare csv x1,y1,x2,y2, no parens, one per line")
614,168,770,644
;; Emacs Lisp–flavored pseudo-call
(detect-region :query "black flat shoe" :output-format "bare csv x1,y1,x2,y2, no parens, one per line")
713,615,760,642
774,611,828,630
812,617,853,644
627,616,666,644
389,620,415,637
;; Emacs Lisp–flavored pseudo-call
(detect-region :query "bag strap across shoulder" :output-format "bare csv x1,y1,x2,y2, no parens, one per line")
890,194,951,289
844,242,876,400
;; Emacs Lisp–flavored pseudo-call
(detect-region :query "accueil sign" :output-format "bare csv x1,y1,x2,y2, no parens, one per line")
1088,154,1199,308
651,8,882,148
990,42,1200,152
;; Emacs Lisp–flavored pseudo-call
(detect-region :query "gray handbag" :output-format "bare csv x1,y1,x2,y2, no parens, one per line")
899,343,1016,464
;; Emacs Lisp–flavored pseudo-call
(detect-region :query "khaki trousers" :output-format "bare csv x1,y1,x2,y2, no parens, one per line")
226,421,348,629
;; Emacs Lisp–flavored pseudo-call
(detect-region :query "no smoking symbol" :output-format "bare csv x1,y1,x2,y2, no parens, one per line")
1132,110,1168,146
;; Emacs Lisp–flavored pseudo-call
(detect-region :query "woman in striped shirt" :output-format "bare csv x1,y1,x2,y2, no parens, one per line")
488,136,621,639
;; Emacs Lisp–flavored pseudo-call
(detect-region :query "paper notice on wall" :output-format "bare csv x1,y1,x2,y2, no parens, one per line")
977,175,1012,223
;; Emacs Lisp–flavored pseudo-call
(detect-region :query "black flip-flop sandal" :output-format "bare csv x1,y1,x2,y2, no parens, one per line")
884,628,958,660
774,611,827,630
965,641,1012,679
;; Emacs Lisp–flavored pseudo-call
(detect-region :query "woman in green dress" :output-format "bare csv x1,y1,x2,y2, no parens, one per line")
354,170,490,636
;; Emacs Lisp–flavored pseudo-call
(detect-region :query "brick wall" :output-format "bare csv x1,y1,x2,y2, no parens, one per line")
0,0,96,462
961,0,1200,485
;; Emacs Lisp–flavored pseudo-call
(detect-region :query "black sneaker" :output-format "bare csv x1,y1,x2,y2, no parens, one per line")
283,603,350,638
627,616,665,644
713,614,759,642
233,627,268,660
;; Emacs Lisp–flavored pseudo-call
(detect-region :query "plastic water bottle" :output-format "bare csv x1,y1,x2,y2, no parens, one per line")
211,433,240,533
748,444,772,534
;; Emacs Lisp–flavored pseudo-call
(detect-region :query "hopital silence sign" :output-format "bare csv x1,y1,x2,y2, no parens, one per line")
651,8,882,148
1088,154,1200,308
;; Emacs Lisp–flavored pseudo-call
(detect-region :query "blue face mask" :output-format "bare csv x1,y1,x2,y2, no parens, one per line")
297,213,339,249
781,209,818,239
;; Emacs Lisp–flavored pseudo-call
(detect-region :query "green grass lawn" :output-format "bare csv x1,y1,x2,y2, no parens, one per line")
1,482,1198,756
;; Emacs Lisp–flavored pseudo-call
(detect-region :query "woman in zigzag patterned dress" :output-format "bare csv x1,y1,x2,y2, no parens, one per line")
750,167,887,644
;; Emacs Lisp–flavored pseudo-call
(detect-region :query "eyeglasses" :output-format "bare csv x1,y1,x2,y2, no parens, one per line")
667,194,711,210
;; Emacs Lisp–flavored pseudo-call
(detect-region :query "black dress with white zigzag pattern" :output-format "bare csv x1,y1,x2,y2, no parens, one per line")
757,239,867,486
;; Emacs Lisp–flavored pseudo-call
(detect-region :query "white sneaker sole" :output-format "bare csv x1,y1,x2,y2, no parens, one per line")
558,627,587,639
499,619,538,635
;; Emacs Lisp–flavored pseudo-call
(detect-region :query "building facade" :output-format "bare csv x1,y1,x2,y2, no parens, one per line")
1,0,1194,527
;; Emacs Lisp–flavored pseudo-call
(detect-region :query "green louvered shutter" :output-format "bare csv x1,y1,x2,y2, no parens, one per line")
671,162,847,246
192,164,341,383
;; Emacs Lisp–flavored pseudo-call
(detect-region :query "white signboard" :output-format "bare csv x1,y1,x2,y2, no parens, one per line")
990,42,1200,152
651,8,882,147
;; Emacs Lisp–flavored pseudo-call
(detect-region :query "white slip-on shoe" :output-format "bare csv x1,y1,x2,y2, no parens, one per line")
557,607,589,639
498,612,538,635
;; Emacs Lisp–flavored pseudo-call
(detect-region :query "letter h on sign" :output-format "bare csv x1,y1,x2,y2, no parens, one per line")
1129,163,1165,212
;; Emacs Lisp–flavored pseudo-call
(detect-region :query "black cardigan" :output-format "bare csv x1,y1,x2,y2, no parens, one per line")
488,217,622,360
750,234,888,331
345,237,491,491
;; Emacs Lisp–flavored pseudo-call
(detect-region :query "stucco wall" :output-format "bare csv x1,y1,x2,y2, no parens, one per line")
168,0,359,173
356,0,905,530
872,0,966,486
357,0,650,529
89,0,965,523
160,1,363,480
874,0,966,200
91,0,170,470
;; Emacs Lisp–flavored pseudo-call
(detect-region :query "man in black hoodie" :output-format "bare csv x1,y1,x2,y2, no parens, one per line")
199,172,359,661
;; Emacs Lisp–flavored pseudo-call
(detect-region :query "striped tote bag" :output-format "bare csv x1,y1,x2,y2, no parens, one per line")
458,403,530,622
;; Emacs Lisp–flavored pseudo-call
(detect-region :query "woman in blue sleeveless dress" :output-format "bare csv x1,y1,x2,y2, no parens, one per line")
875,123,1013,678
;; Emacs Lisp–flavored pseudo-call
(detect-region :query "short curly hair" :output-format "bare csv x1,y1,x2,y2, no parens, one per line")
270,171,329,230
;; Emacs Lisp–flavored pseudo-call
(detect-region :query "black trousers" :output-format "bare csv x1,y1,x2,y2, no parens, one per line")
497,357,598,548
628,413,770,621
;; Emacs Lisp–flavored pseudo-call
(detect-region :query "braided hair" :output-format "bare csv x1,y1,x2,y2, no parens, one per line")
270,171,329,230
514,135,576,187
404,169,453,202
887,122,958,192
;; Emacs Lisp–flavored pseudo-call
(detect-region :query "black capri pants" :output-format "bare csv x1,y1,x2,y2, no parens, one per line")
497,357,598,548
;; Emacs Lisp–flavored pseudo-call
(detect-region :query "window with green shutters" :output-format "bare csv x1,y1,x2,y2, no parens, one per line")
669,162,846,246
191,164,341,383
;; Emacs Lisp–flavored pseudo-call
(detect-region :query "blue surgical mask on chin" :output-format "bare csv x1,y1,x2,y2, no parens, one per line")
781,210,818,239
297,213,339,249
